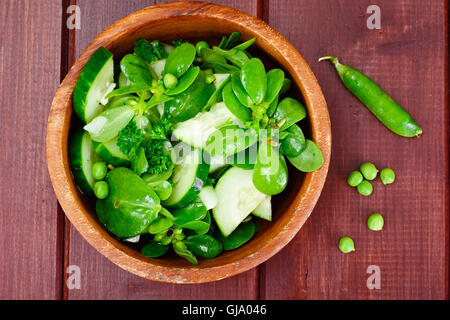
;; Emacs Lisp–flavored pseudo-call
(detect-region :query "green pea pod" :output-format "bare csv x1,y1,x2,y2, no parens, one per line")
280,124,306,157
185,235,223,259
212,47,249,68
173,198,207,226
146,94,173,109
252,143,288,195
96,168,160,238
287,139,323,172
142,163,175,187
240,58,267,105
264,69,285,104
205,125,258,157
231,72,252,107
163,43,196,78
216,221,255,250
272,97,307,130
319,56,422,137
164,71,215,123
131,146,148,176
165,66,200,96
120,54,153,86
105,84,151,99
83,106,135,142
153,180,173,201
141,240,169,258
148,216,173,234
222,82,252,122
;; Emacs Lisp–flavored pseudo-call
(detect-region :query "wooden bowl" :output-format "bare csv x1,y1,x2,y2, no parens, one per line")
46,1,331,283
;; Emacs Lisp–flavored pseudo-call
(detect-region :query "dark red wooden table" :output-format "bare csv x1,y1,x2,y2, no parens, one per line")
0,0,448,300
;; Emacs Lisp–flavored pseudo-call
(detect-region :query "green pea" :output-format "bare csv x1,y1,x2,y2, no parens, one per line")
367,213,384,231
92,162,107,180
195,41,210,56
380,168,395,185
94,181,109,199
357,180,373,196
163,73,178,89
347,171,363,187
360,162,378,180
338,236,355,253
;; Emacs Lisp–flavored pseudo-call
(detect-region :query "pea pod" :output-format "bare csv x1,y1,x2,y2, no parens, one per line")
163,42,196,78
120,54,153,86
240,58,267,105
252,143,288,195
216,221,255,250
287,139,323,172
222,82,252,122
272,97,306,130
319,56,422,137
280,124,306,157
184,235,223,259
265,69,285,104
141,240,169,258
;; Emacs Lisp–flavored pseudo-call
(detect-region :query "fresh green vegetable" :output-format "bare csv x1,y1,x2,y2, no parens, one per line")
287,139,324,172
141,240,169,258
338,236,355,253
360,162,378,181
94,181,109,199
92,162,108,180
347,170,363,187
367,213,384,231
163,42,196,78
319,56,422,137
380,168,395,185
185,235,222,259
216,220,256,250
163,73,178,89
134,38,167,63
272,97,307,130
73,47,114,123
357,180,373,196
195,41,210,56
280,124,306,157
252,196,271,221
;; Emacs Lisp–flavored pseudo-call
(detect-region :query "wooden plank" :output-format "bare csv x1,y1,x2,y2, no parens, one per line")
261,0,448,299
65,0,260,299
0,0,63,299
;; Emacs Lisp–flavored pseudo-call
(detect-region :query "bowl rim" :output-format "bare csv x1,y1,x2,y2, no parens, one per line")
46,0,331,283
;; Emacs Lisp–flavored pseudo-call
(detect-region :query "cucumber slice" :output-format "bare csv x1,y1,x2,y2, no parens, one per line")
92,137,130,167
208,154,227,173
173,102,240,149
150,59,166,79
198,185,218,210
73,47,114,123
69,126,101,196
213,167,266,236
163,148,210,208
252,196,272,221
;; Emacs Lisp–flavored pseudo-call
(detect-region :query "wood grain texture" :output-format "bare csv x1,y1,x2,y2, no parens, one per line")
261,0,448,299
64,0,262,299
0,0,63,299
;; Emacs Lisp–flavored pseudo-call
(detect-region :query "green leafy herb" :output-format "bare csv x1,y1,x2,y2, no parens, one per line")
134,38,168,63
117,120,144,158
171,39,187,47
145,140,172,175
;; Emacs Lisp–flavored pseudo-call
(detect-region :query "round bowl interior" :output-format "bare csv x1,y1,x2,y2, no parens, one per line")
46,1,331,283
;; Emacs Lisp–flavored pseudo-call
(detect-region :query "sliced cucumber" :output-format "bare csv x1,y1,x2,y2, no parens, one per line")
213,167,266,236
198,185,218,210
149,59,166,79
173,102,240,149
214,73,231,89
208,154,227,173
73,47,114,123
163,148,210,208
69,126,101,196
252,196,272,221
92,137,130,167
